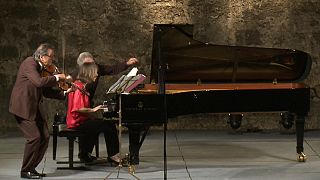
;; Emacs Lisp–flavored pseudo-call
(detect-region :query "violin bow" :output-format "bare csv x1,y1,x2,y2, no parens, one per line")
61,32,89,96
61,31,66,74
69,82,91,97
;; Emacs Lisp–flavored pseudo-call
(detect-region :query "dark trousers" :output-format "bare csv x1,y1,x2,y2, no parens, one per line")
15,111,50,172
76,119,119,157
127,124,150,158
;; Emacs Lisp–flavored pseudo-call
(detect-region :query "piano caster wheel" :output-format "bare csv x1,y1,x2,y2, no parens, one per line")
297,152,306,162
128,165,136,174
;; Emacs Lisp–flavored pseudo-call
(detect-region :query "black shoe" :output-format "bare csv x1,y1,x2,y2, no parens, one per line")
89,155,98,161
79,153,97,163
32,170,46,177
79,154,94,163
80,156,93,163
20,171,41,179
130,155,139,165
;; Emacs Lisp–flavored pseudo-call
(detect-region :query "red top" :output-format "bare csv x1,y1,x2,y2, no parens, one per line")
66,80,90,129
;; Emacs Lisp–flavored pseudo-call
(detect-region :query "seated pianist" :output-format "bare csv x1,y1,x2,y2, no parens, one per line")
66,63,121,165
68,51,138,163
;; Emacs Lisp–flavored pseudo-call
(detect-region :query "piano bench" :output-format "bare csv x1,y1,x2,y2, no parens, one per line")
52,117,99,169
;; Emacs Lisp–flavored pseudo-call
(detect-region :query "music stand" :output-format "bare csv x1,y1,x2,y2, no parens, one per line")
107,74,146,94
104,73,145,180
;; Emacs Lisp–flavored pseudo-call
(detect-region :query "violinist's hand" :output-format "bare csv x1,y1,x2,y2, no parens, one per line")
92,105,103,112
126,58,138,66
66,75,73,82
55,74,66,81
65,87,74,94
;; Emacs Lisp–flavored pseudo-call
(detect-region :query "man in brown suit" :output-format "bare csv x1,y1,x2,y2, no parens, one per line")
9,43,70,179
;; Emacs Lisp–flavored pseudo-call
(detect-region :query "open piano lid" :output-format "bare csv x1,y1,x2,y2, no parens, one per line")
150,24,312,84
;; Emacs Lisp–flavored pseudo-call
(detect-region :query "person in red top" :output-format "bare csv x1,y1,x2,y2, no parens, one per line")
69,52,138,163
66,80,91,129
66,62,120,164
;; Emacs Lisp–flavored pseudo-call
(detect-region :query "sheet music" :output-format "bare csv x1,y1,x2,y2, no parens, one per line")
107,75,125,94
123,74,146,93
107,68,146,94
127,67,138,77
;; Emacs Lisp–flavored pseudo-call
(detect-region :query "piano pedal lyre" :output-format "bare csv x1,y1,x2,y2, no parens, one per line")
280,112,294,129
197,78,201,85
297,152,306,162
228,114,243,129
273,78,278,84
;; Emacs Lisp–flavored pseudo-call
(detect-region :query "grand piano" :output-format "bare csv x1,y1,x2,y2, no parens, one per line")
110,24,312,163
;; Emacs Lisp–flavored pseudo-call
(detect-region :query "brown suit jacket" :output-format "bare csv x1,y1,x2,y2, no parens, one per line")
9,57,65,120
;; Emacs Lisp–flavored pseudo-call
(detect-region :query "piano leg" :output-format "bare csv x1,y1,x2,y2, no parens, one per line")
295,115,306,162
127,124,150,165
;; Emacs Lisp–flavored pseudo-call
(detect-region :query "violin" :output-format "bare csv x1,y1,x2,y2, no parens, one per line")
40,36,89,96
41,64,90,96
41,64,70,91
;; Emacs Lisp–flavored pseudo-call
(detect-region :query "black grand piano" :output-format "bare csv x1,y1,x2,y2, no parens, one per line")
106,24,312,164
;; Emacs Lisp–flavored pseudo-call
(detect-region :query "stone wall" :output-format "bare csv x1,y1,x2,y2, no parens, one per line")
1,0,320,134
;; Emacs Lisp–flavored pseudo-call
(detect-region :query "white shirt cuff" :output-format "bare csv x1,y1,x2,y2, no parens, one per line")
54,75,59,81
